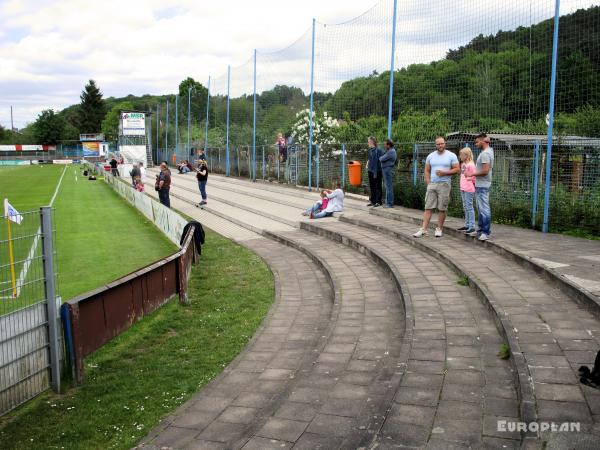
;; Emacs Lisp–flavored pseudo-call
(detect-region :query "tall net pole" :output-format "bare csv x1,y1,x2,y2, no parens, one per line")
226,66,231,177
175,94,179,161
187,86,191,155
165,99,169,156
308,18,316,191
204,76,211,156
387,0,398,139
542,0,561,233
252,49,257,182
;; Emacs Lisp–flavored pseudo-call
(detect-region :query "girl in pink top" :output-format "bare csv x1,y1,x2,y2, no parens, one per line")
458,147,476,233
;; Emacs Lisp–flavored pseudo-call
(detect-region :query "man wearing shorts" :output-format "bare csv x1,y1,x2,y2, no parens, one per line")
413,137,459,238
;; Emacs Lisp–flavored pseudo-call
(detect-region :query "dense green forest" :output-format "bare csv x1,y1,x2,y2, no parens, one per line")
2,5,598,147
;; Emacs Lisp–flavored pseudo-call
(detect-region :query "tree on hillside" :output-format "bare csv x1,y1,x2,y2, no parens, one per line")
178,77,208,126
33,110,65,144
101,101,134,141
78,79,106,133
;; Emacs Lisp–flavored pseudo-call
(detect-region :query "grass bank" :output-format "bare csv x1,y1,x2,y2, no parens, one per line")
0,228,274,449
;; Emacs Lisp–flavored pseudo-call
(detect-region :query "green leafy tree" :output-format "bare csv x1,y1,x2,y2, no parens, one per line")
78,79,105,133
178,77,208,126
101,101,134,141
33,109,65,144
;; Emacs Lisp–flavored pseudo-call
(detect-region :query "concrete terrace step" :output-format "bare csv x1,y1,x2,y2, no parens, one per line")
340,213,600,445
143,174,294,235
163,174,304,228
301,219,522,449
137,234,336,449
370,206,600,307
138,226,407,448
140,174,409,448
150,168,369,213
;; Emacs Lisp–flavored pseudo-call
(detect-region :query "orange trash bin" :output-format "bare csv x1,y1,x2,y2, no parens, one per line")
347,160,362,186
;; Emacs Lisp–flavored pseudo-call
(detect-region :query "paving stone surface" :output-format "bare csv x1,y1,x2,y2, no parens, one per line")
305,219,520,448
343,213,600,441
370,204,600,298
138,170,600,448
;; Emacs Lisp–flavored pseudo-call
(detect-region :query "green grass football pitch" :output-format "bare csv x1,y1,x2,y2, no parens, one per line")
0,164,176,313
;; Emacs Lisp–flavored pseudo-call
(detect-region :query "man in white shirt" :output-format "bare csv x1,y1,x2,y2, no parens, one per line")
413,137,459,238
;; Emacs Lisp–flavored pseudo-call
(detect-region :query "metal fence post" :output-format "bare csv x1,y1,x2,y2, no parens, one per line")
252,51,257,182
316,144,320,188
412,143,418,186
342,143,346,188
387,0,398,139
41,207,60,393
542,0,561,233
226,66,231,177
262,146,265,179
532,141,541,227
156,103,160,159
308,18,316,192
205,76,211,157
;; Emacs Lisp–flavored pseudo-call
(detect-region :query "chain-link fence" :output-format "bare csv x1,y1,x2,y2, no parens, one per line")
1,207,61,415
152,0,599,235
175,137,599,235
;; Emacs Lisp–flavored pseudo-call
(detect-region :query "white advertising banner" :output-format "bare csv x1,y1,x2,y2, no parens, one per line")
120,112,146,136
119,145,147,166
104,171,187,245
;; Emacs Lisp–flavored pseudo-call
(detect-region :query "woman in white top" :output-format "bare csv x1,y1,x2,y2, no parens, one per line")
311,183,344,219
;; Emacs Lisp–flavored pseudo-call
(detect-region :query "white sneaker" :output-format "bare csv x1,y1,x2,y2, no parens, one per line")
478,233,489,241
434,227,443,238
413,228,428,238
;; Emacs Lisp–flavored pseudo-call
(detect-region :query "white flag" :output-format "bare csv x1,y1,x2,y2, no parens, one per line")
4,199,23,225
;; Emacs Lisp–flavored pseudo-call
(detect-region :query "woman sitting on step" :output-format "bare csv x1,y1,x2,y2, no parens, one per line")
302,190,330,217
310,183,344,219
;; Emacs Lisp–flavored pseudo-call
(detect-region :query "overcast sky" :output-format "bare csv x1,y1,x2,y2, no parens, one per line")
0,0,595,129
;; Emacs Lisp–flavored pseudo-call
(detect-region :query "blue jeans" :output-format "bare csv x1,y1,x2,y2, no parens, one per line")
313,210,333,219
476,187,491,234
198,180,207,200
305,200,322,215
461,190,475,229
158,189,170,208
382,167,394,207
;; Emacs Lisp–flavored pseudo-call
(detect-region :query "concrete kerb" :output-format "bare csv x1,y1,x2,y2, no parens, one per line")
338,215,539,444
370,208,600,320
296,221,416,448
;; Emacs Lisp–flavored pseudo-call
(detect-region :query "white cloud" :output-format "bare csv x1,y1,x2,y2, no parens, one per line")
0,0,597,129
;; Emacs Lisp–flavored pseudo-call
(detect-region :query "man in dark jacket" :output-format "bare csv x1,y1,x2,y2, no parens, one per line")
157,161,172,208
366,136,383,207
379,139,398,208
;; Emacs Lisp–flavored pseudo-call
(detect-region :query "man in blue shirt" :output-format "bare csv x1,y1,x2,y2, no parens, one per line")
413,137,459,238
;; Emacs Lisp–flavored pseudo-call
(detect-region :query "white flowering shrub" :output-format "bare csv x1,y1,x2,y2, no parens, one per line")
290,109,339,145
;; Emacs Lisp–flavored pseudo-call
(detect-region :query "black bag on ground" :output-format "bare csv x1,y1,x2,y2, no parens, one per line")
579,350,600,389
